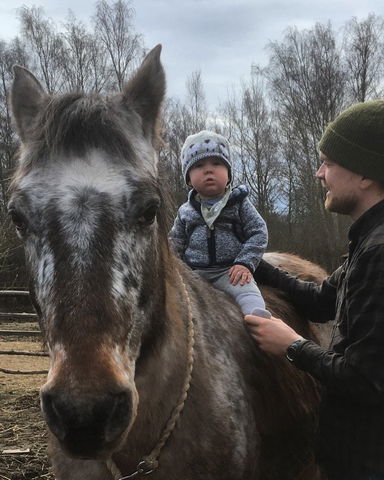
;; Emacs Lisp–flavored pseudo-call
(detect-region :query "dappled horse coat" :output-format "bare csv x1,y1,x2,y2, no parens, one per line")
9,45,326,480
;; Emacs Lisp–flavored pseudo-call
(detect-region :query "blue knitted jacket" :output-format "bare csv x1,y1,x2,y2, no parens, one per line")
169,185,268,273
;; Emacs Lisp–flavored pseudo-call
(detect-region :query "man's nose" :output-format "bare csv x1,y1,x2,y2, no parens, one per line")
315,163,324,178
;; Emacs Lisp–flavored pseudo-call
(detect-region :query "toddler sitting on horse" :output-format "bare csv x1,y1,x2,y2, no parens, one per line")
169,130,270,318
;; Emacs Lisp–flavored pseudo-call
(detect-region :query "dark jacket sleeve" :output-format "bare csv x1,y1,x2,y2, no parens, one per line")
292,246,384,405
254,259,337,322
292,341,383,405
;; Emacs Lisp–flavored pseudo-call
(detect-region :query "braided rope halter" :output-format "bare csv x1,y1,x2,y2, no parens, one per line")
107,270,195,479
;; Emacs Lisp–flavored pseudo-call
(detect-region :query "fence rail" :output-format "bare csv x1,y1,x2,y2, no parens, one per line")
0,290,30,297
0,330,41,337
0,312,38,319
0,288,41,338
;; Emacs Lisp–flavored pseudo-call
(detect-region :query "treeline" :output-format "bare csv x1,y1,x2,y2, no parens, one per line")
0,1,383,286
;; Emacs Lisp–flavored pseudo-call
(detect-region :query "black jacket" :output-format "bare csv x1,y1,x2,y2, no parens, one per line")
256,199,384,474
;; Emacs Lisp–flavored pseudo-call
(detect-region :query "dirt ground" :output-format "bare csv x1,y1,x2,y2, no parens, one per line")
0,338,54,480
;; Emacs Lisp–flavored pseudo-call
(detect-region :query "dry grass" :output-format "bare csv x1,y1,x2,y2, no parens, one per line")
0,392,54,480
0,339,53,480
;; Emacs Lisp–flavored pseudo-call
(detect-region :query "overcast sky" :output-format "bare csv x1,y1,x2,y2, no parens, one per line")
1,0,384,108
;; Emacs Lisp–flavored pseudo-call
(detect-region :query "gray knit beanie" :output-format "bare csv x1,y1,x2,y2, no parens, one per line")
318,100,384,181
181,130,232,184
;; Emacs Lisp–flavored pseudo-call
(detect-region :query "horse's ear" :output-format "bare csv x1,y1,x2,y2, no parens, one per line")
123,44,165,139
11,65,46,142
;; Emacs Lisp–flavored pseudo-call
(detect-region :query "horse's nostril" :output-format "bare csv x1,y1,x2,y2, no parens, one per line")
41,391,67,441
105,390,132,442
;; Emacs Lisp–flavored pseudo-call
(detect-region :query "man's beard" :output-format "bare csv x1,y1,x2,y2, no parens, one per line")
325,192,358,215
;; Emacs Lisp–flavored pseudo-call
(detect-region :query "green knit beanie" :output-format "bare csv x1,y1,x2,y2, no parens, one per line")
318,100,384,181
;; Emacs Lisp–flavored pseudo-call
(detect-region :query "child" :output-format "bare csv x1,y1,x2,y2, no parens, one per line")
169,130,271,318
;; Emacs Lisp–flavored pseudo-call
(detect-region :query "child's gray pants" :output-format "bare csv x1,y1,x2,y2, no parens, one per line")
195,266,271,318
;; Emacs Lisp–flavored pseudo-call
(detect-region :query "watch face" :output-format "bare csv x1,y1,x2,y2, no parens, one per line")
286,339,304,362
286,346,296,362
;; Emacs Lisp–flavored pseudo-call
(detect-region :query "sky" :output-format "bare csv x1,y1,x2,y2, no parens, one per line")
1,0,384,109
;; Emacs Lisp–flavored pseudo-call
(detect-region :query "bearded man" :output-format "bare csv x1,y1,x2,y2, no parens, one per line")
246,101,384,480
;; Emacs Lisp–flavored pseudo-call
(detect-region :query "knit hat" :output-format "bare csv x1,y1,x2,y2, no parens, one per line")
318,100,384,181
181,130,232,184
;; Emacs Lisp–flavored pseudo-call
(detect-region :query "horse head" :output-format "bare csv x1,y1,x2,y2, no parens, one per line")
9,46,168,459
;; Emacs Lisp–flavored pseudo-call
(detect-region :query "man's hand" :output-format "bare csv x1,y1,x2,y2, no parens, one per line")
229,264,252,286
244,314,302,356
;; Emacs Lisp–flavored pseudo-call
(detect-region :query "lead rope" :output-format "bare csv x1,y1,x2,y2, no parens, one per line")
107,270,195,480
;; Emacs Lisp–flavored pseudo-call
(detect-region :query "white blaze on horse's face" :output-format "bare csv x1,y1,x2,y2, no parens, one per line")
17,150,156,313
9,45,166,458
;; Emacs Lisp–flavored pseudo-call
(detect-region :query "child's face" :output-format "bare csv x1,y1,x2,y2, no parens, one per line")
188,157,229,199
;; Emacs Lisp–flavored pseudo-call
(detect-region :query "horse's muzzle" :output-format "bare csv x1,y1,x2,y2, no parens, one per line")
40,386,132,458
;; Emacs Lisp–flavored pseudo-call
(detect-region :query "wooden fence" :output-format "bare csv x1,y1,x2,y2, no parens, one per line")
0,289,40,337
0,290,48,375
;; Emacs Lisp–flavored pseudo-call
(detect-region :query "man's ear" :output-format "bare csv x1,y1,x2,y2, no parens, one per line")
360,176,375,190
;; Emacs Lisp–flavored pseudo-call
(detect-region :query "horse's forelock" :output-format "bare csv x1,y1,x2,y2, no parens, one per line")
42,94,138,162
10,89,163,195
23,92,141,166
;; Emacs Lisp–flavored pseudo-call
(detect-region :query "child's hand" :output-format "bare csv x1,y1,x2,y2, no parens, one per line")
229,265,252,286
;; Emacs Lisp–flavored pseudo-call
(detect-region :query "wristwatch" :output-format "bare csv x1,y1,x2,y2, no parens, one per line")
286,338,308,363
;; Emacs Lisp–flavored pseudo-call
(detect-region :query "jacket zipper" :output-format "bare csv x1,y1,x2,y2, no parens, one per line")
206,226,217,265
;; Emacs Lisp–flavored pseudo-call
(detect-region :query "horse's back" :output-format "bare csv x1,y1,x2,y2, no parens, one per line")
181,262,321,479
264,252,328,283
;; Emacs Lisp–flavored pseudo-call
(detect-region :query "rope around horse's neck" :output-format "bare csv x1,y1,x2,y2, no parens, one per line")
107,269,195,480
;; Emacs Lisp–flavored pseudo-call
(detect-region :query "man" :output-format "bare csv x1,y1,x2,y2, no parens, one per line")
245,100,384,480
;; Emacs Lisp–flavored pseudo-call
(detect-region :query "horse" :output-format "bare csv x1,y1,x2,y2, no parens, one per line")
9,45,328,480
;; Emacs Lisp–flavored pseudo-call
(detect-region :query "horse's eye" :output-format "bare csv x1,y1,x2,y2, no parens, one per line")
137,204,158,225
8,208,27,236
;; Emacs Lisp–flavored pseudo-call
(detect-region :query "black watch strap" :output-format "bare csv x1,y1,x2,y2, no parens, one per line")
286,338,309,363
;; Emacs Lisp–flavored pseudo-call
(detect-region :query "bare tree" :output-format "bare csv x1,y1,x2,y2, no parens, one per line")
343,14,384,102
223,72,282,218
266,23,348,268
94,0,144,91
18,6,64,92
160,98,194,207
186,70,207,131
160,72,209,206
61,13,109,92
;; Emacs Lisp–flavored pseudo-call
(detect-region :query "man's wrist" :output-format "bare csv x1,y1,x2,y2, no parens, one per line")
286,337,309,363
